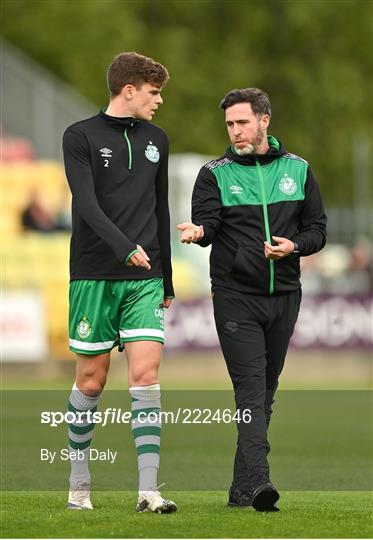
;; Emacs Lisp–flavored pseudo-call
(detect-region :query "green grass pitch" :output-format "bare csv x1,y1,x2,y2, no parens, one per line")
2,491,372,538
2,359,372,538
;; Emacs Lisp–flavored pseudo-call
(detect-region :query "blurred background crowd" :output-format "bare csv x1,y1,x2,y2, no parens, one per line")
1,0,372,381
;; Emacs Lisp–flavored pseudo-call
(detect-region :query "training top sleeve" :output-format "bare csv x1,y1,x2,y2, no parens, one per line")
292,166,327,256
155,135,174,298
63,127,137,263
192,166,223,247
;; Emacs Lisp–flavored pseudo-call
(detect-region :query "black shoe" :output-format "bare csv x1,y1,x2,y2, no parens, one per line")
252,482,280,512
227,487,253,507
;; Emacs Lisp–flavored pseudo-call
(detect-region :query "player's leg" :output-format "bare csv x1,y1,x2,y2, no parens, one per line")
126,340,161,388
119,278,177,513
67,280,119,509
126,341,176,513
127,339,162,495
67,353,110,510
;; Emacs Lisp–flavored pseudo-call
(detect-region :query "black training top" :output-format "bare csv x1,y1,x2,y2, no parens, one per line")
192,136,327,296
62,110,174,298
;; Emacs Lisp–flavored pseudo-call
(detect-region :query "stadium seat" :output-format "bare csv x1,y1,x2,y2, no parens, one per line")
2,162,71,357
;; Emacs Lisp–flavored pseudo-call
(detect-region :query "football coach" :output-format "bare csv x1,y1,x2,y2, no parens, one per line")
178,88,327,512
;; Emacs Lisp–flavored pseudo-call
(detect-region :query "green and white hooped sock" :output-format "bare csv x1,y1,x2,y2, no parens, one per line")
129,383,161,493
67,382,100,486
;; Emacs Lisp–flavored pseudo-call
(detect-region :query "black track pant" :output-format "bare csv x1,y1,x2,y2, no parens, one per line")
212,286,301,492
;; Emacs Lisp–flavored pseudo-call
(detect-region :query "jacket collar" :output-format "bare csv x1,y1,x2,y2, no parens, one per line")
99,109,140,130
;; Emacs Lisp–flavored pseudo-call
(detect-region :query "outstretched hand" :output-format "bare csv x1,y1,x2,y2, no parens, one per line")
177,222,204,244
264,236,295,260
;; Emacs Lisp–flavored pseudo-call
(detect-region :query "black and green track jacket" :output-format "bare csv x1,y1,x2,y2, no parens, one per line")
192,136,327,295
63,111,174,298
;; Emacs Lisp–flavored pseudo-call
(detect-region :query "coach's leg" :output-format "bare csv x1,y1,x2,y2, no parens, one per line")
213,287,269,494
126,341,162,492
264,290,302,427
68,353,110,491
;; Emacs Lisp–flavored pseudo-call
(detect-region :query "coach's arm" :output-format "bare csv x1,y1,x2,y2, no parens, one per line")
178,166,222,246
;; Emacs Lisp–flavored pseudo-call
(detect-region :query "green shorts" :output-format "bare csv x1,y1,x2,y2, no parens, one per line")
69,278,165,355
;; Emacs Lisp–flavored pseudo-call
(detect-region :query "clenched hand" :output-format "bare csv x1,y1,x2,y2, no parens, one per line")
264,236,295,260
126,245,151,270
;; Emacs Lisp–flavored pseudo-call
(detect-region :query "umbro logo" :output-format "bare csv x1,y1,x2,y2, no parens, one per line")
100,148,112,157
229,185,243,195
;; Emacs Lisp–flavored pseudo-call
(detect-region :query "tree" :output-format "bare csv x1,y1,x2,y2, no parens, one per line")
2,0,372,204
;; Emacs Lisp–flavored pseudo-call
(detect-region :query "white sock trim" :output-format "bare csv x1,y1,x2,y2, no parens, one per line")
71,382,100,410
129,383,161,401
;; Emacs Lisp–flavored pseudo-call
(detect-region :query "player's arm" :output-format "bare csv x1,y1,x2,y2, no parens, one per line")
63,128,149,269
180,166,222,247
290,166,327,256
155,134,174,305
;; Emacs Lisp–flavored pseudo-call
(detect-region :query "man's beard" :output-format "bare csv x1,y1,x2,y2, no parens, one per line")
234,143,255,156
234,125,265,156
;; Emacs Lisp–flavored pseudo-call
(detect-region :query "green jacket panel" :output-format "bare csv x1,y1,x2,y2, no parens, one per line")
212,156,308,207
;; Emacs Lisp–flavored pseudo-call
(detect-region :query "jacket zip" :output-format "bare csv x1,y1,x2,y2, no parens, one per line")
255,160,274,295
124,127,133,170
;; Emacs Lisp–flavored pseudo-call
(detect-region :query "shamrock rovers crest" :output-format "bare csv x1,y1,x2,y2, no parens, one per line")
279,174,297,195
77,316,91,339
145,141,160,163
